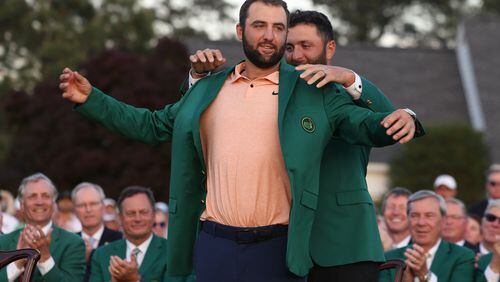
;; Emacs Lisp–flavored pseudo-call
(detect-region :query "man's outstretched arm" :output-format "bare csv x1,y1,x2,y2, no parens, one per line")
59,68,180,144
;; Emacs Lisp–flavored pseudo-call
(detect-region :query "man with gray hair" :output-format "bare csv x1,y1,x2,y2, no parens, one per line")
441,198,479,252
476,199,500,282
73,182,122,281
381,190,475,282
0,173,86,281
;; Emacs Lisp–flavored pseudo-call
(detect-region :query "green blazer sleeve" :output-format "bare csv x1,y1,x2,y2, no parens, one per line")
42,232,86,281
76,87,184,144
323,85,395,147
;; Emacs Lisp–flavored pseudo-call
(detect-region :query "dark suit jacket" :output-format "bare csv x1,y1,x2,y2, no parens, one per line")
468,199,488,218
78,227,123,282
463,240,480,254
380,240,475,282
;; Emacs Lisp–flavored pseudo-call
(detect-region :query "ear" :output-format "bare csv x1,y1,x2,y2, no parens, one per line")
236,23,243,41
325,40,336,61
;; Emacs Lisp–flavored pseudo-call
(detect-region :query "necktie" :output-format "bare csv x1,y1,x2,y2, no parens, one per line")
88,237,97,249
132,247,141,266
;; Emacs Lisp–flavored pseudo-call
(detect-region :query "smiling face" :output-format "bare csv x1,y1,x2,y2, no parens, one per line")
237,1,287,69
408,197,443,249
21,180,56,226
285,23,335,66
482,206,500,245
383,195,409,234
119,193,154,242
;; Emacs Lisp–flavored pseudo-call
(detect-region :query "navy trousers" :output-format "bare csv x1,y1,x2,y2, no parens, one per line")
194,221,306,282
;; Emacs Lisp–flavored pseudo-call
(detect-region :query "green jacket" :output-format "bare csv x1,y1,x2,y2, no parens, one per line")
381,240,475,282
77,62,396,279
475,253,496,282
89,235,169,282
0,225,85,282
310,78,396,267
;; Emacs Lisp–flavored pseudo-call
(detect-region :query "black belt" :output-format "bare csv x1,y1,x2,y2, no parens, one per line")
201,220,288,244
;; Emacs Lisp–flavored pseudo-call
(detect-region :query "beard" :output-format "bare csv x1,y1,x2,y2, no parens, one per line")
289,48,328,66
242,31,285,69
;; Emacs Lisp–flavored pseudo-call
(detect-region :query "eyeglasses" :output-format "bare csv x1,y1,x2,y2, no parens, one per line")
484,213,500,223
154,222,166,228
488,181,500,187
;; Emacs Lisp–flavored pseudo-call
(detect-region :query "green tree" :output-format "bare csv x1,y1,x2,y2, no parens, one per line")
0,37,189,201
389,123,490,204
311,0,481,47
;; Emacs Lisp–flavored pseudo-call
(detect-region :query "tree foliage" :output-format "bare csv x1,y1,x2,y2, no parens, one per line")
390,123,490,205
0,0,232,93
311,0,481,47
0,37,189,201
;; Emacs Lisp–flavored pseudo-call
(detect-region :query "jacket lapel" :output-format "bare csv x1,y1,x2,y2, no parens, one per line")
138,236,161,274
114,239,127,259
49,226,61,255
277,62,299,129
430,240,449,276
192,67,234,171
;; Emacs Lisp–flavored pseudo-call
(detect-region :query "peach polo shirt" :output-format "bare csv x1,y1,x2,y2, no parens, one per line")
199,62,291,227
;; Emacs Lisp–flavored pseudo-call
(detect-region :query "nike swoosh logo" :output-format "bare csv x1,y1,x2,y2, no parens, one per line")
272,91,278,95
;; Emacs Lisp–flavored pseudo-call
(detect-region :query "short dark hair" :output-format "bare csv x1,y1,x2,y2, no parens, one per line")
117,186,155,212
381,187,412,213
239,0,289,29
289,10,335,42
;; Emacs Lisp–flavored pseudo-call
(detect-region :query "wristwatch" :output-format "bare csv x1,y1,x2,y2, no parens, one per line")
403,108,417,120
420,271,431,282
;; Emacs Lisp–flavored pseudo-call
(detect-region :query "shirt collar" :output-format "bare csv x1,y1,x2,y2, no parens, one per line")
393,234,411,249
427,238,442,259
125,233,154,255
40,221,53,235
455,239,465,246
82,224,105,241
229,62,279,85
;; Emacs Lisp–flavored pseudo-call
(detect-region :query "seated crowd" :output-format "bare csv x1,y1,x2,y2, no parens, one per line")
0,169,498,281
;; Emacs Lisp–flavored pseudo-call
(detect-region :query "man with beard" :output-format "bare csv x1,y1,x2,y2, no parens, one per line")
188,11,423,282
59,1,418,280
0,173,85,281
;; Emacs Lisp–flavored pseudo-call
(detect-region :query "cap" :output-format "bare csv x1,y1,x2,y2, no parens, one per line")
103,198,116,207
434,174,457,190
155,202,169,213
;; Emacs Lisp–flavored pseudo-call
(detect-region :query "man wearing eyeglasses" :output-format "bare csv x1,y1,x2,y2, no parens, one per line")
475,200,500,282
469,168,500,218
441,198,480,253
153,202,169,238
72,182,122,281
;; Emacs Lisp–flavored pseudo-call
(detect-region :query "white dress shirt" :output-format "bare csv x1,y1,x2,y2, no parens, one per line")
455,239,465,246
125,233,154,268
7,221,55,281
412,239,441,282
81,224,105,249
392,234,411,249
480,243,490,255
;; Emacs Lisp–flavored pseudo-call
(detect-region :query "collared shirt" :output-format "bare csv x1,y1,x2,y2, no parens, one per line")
485,264,500,282
7,221,55,281
455,239,465,246
392,234,411,249
413,239,441,282
82,224,105,249
125,233,154,267
480,243,490,255
199,62,291,227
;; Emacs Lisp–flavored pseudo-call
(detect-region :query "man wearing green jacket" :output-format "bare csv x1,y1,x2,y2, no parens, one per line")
0,173,85,281
90,186,171,282
187,10,423,282
475,199,500,282
59,1,418,281
381,190,475,282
